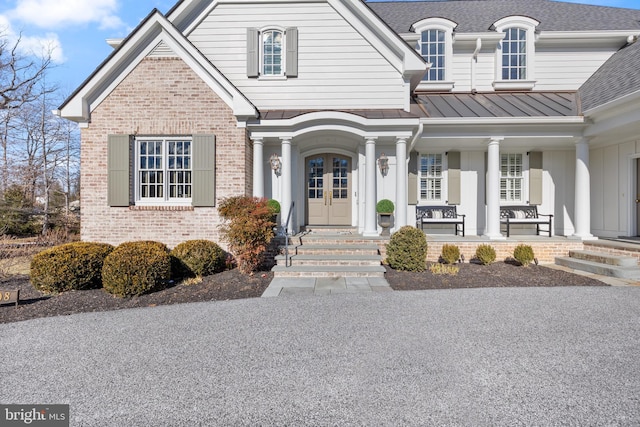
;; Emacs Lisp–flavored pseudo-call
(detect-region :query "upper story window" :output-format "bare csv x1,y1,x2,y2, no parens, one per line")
247,27,298,79
412,18,457,91
420,30,445,81
262,29,283,76
492,16,539,90
502,28,527,80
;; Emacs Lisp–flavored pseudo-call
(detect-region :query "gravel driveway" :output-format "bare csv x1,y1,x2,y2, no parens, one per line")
2,287,639,426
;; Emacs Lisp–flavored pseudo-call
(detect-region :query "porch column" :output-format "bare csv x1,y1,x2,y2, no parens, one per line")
573,138,594,239
252,138,264,198
363,137,378,236
281,137,292,234
395,137,408,229
484,137,504,239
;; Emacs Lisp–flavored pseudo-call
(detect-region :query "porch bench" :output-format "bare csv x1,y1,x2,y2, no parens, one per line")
500,205,553,237
416,205,465,236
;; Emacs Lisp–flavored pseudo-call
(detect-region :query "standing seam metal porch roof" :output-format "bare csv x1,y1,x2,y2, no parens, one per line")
412,92,579,118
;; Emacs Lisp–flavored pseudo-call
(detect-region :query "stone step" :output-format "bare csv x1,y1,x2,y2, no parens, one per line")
568,250,638,267
275,254,381,267
281,244,380,256
272,265,386,278
555,256,640,280
294,233,386,246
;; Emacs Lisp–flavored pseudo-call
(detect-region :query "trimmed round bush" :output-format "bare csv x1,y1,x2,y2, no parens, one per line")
30,242,114,294
267,199,281,215
376,199,395,213
513,244,535,266
102,241,171,298
386,226,427,271
441,244,460,264
475,244,496,265
170,240,226,277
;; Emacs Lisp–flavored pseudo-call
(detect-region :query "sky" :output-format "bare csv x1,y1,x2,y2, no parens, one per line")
1,0,640,98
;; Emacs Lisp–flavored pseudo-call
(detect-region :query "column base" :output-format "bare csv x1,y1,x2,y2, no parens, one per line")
363,231,380,237
483,233,506,240
568,234,598,241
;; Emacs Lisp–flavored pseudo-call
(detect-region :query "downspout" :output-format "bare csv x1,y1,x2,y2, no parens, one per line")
471,37,482,93
409,122,423,152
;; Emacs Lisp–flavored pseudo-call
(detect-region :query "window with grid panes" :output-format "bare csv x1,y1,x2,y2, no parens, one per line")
419,154,443,201
137,137,192,203
502,28,527,80
500,153,523,202
420,29,445,81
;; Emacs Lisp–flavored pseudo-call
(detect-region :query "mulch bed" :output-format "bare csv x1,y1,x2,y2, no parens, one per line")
0,262,607,324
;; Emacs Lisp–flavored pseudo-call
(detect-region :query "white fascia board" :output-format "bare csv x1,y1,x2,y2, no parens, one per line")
583,89,640,118
421,116,585,126
454,32,504,45
583,90,640,137
537,30,640,45
258,111,419,128
60,11,256,122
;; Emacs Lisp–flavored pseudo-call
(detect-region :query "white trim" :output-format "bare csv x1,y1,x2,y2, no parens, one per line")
413,18,457,90
421,117,585,125
259,26,286,78
493,16,539,88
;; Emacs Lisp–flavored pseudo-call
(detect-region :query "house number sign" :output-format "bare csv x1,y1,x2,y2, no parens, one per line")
0,290,19,308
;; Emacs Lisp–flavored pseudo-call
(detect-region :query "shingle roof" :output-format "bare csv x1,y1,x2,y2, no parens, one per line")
367,0,640,33
413,92,578,118
579,40,640,111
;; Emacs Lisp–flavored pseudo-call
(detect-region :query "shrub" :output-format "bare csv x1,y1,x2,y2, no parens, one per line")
218,196,275,274
386,226,427,271
475,244,496,265
267,199,281,215
429,263,459,276
102,241,171,298
376,199,395,213
513,244,535,266
440,244,460,264
170,240,226,277
30,242,114,293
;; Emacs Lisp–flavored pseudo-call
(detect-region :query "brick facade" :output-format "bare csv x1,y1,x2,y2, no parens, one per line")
81,57,252,248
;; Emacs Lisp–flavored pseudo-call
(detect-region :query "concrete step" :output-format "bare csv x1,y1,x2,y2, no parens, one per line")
275,254,381,267
568,250,638,267
281,244,380,256
555,256,640,280
295,234,386,246
272,265,386,278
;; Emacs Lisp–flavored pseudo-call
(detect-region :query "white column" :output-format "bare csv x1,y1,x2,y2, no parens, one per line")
363,137,378,236
281,137,292,234
573,138,594,239
252,138,264,198
395,137,408,229
484,137,504,239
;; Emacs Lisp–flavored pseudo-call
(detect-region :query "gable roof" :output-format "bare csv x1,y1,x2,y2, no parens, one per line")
367,0,640,33
58,9,257,123
579,40,640,112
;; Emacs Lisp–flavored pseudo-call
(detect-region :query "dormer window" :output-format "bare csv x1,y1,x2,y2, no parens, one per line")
247,27,298,78
492,16,539,90
412,18,457,91
502,28,527,80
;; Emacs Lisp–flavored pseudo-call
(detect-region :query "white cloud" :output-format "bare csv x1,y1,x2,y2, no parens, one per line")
0,14,65,63
9,0,124,30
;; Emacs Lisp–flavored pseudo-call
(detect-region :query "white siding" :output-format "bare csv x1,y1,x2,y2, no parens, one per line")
534,47,617,91
189,2,405,110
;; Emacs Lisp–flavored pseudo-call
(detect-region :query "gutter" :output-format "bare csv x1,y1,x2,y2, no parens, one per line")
471,38,482,93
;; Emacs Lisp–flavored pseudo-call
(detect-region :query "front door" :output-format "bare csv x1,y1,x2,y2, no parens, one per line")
306,154,351,225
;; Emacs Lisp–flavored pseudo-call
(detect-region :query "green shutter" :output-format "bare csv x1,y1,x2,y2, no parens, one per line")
247,28,259,78
192,134,216,207
447,151,461,205
107,135,131,207
529,151,543,205
408,151,418,205
285,27,298,77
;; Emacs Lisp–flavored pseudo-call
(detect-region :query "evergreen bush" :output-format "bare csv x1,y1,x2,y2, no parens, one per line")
513,244,535,266
102,241,171,297
440,244,460,264
170,240,226,277
475,244,496,265
376,199,395,213
30,242,114,293
386,226,427,271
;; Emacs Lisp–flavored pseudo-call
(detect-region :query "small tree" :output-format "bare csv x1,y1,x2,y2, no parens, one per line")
217,196,275,274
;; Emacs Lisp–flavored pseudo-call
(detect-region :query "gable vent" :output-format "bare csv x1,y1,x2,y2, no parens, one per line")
148,41,178,58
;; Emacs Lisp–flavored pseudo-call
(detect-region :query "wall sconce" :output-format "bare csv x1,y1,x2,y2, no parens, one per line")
378,152,389,177
270,153,282,176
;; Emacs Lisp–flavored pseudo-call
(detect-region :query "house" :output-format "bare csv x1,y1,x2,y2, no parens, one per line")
57,0,640,250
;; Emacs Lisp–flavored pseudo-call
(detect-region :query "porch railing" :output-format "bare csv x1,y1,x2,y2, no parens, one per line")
283,201,295,267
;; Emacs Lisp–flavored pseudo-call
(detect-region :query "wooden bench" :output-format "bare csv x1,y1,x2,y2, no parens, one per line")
416,205,465,236
500,205,553,237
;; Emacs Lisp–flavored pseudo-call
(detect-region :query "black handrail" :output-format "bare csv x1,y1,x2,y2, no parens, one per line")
284,201,295,267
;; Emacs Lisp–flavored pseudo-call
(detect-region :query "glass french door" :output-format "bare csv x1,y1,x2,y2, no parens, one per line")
306,154,351,225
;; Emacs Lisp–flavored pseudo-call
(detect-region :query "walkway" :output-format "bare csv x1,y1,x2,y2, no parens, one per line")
263,276,391,297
